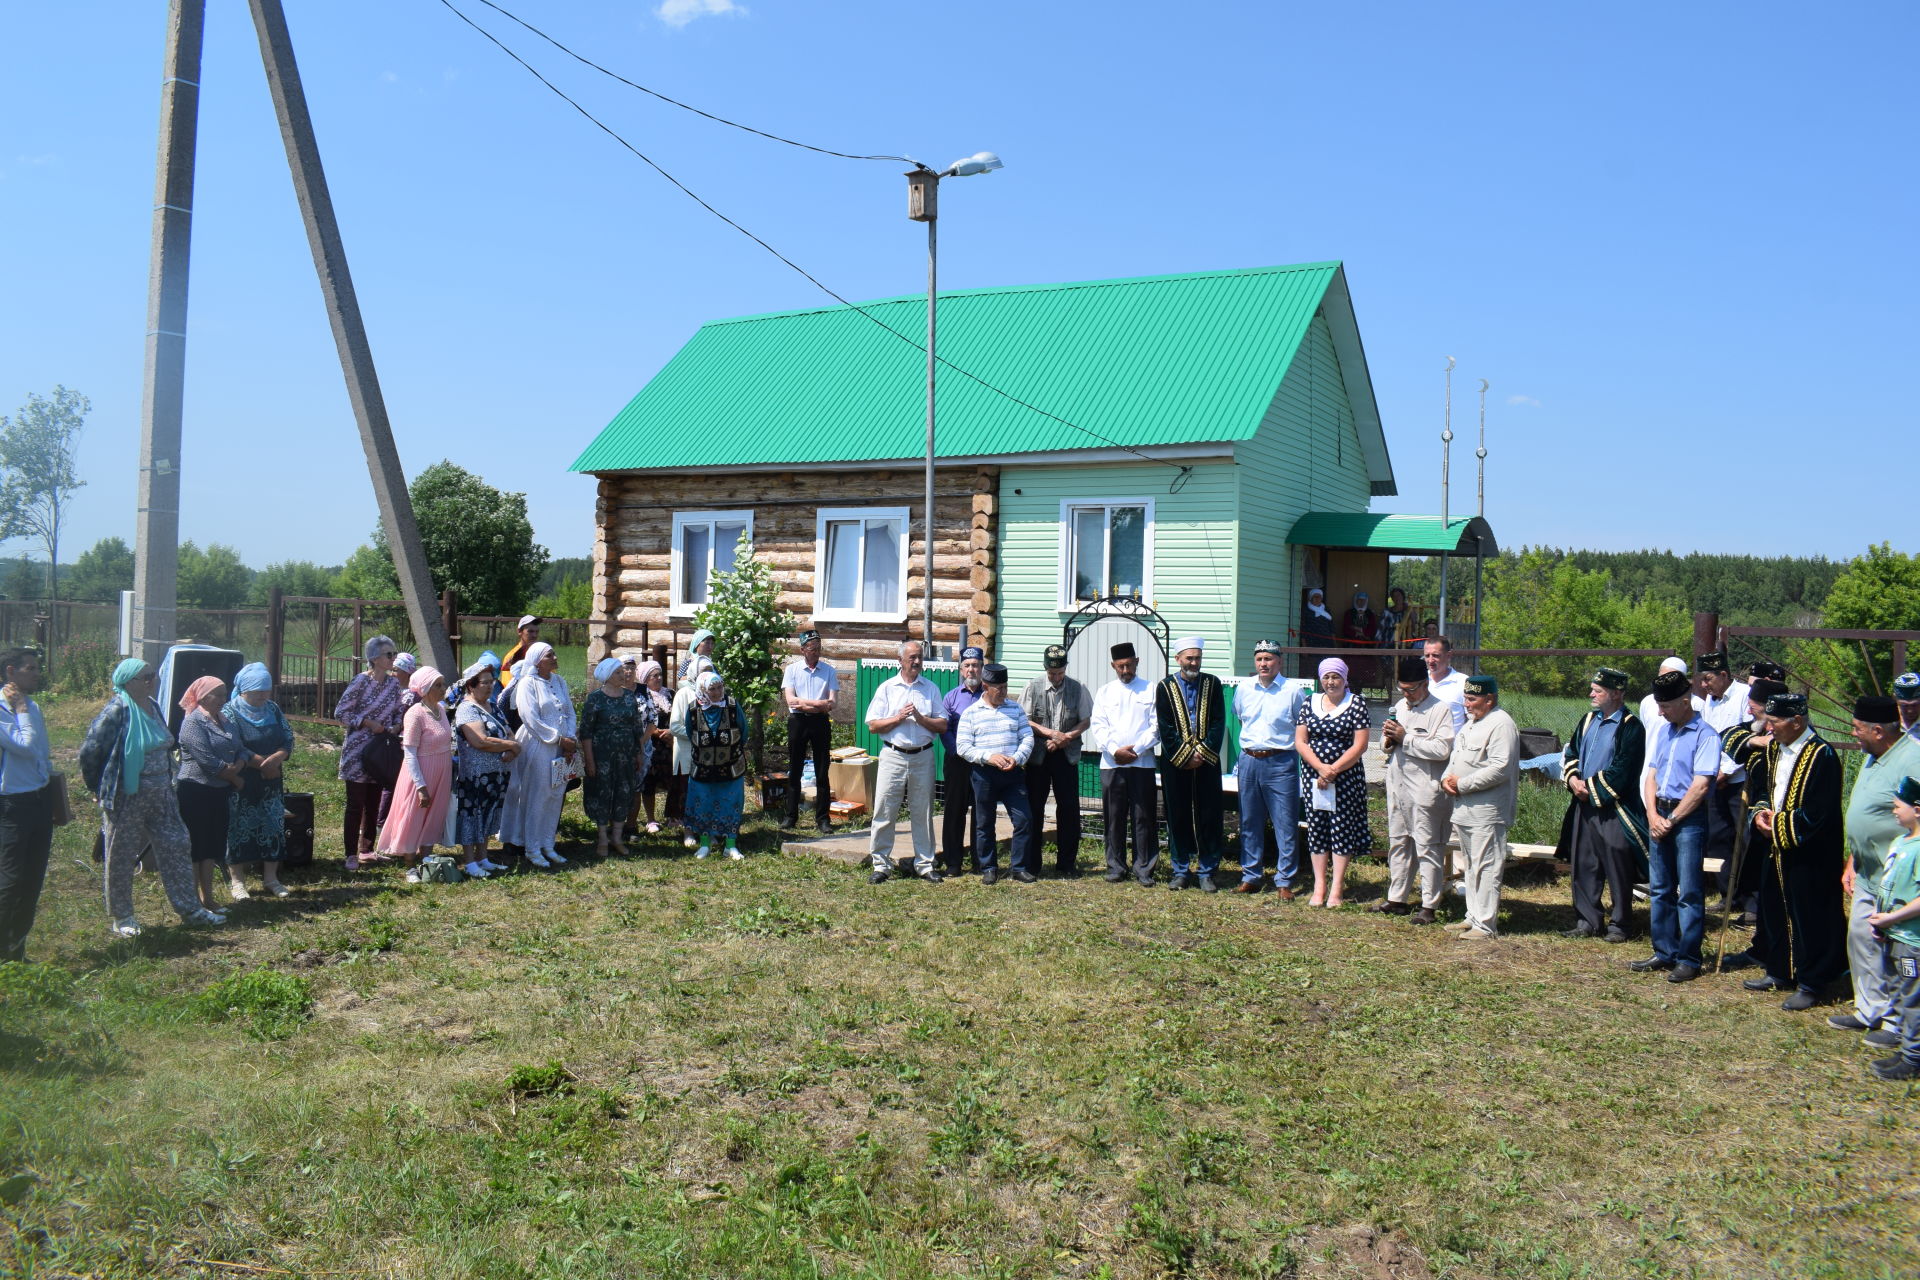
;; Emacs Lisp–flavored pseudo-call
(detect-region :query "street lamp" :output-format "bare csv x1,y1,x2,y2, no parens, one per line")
906,151,1003,651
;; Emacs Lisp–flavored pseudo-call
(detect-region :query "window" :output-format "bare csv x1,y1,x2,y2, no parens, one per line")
813,507,909,621
1061,499,1153,608
671,510,752,614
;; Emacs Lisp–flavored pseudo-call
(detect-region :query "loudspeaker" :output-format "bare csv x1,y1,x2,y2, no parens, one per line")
157,646,245,738
280,791,315,868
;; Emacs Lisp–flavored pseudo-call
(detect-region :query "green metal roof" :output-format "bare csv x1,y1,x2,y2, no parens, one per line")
572,262,1389,477
1286,513,1498,556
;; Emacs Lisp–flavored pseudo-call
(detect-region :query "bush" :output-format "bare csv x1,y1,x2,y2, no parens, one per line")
47,638,116,697
191,968,313,1041
0,961,77,1010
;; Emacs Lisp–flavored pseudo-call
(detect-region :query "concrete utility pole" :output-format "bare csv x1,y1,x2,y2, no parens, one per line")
247,0,455,674
134,0,205,665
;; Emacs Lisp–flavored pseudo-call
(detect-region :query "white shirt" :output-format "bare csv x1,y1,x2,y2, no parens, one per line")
1772,725,1814,811
781,659,839,709
1427,667,1468,732
1090,675,1159,769
863,675,943,750
1700,679,1751,781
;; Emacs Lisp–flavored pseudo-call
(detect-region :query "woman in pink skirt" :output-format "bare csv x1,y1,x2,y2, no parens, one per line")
375,667,461,881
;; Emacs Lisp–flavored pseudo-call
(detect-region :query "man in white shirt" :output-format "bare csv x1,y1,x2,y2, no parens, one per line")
958,664,1036,883
862,640,949,885
780,629,839,833
1421,637,1468,733
1695,649,1753,918
1089,642,1159,885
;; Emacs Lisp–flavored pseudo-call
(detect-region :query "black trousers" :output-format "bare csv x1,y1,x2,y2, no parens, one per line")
1026,750,1083,871
941,750,975,873
1755,839,1848,993
1102,767,1158,880
0,785,56,963
782,711,833,827
1566,803,1635,933
1161,764,1225,875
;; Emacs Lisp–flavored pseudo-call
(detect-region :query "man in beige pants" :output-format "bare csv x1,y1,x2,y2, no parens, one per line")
1375,654,1456,924
1443,674,1520,940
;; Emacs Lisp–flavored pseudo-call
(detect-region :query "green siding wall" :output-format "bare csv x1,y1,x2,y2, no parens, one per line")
997,461,1240,680
1231,312,1373,659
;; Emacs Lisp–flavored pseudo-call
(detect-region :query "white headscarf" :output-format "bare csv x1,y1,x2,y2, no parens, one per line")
1306,590,1332,622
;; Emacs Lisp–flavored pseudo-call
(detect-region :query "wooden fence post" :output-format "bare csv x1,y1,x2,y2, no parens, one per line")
1692,612,1719,659
440,589,459,668
265,587,285,691
316,600,332,718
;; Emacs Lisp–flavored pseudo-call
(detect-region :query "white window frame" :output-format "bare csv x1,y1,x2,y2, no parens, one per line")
1058,497,1155,612
812,506,912,623
669,510,754,617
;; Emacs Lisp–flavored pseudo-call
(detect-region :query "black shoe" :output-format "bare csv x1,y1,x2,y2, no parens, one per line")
1743,975,1788,992
1871,1056,1920,1081
981,868,1000,885
816,821,835,836
1782,990,1824,1012
921,870,944,884
1828,1012,1871,1032
779,818,800,831
1602,926,1629,944
1865,1029,1903,1049
1104,869,1126,882
868,870,890,885
1199,874,1219,893
1719,950,1760,972
1168,873,1192,891
1560,924,1597,939
1012,870,1037,884
1667,964,1702,984
1628,955,1675,973
1057,865,1080,879
1135,875,1155,888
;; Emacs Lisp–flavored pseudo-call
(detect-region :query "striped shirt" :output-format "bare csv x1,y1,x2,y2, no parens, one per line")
957,698,1034,767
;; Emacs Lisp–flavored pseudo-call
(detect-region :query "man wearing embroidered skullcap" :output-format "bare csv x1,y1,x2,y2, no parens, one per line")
1021,644,1092,877
1234,640,1308,896
1696,650,1756,922
1441,674,1519,939
1718,678,1789,971
939,647,988,876
1895,672,1920,745
1831,695,1920,1042
959,663,1036,883
1155,637,1227,890
1742,691,1847,1011
1090,642,1159,884
780,629,839,834
1629,669,1720,982
1554,668,1648,943
1376,654,1455,922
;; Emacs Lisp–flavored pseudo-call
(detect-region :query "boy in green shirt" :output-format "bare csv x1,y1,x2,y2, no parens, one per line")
1865,775,1920,1081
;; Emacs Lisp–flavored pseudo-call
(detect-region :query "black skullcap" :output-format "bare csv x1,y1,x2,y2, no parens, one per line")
1897,776,1920,806
1110,642,1136,661
1747,661,1786,682
1855,695,1899,725
1748,679,1788,705
1043,644,1068,669
1766,691,1808,718
1652,670,1693,703
1397,655,1428,682
981,662,1009,685
1697,650,1730,674
1592,667,1630,692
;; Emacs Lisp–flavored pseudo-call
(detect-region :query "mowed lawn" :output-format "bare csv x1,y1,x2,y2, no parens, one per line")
2,697,1915,1280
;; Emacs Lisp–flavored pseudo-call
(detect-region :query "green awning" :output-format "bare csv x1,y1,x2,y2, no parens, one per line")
1286,513,1496,557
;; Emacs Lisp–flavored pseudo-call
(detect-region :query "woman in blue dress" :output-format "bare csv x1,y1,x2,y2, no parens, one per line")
222,663,295,899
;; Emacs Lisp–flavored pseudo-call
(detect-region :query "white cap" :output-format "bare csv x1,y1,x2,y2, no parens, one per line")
1173,636,1205,655
517,615,540,630
1659,656,1688,675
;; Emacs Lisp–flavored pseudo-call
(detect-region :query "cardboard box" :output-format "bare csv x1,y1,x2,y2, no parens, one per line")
829,746,868,762
828,756,880,808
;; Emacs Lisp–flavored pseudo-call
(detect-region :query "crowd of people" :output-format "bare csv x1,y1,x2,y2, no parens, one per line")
4,618,1920,1083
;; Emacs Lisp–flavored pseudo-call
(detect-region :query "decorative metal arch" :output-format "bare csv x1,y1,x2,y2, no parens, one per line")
1062,596,1170,664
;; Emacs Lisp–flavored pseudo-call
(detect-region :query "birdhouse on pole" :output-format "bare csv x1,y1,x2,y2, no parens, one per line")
906,169,938,222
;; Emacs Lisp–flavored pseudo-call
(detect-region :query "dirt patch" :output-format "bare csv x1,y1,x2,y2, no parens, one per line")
1295,1223,1456,1280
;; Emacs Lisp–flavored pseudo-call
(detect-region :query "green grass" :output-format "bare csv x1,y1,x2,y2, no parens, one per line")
2,694,1915,1279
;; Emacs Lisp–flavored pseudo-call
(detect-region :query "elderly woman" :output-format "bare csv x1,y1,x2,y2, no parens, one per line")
78,659,223,935
334,634,404,869
377,667,463,880
1295,656,1372,908
453,659,517,871
1339,591,1382,690
222,663,295,900
175,676,260,911
679,629,716,688
499,642,578,870
675,670,748,860
1300,588,1335,678
631,658,676,836
581,657,645,856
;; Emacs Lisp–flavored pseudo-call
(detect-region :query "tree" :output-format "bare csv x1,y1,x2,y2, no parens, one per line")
67,536,136,602
1479,550,1690,693
530,575,592,620
1791,543,1920,698
177,541,254,608
369,461,547,616
0,385,89,603
332,544,399,601
693,532,790,777
251,560,339,604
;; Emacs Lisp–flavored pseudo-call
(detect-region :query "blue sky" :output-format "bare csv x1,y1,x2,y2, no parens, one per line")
3,0,1914,569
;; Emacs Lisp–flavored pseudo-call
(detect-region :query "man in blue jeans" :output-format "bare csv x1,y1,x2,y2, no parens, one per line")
1632,668,1722,983
1232,639,1304,894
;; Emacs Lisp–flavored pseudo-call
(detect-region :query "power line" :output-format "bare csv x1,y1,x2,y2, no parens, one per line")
435,0,1188,478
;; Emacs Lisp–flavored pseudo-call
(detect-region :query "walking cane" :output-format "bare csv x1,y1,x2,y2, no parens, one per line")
1714,809,1751,973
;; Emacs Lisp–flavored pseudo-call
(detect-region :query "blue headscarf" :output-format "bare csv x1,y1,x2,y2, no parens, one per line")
594,656,623,684
111,659,170,797
227,662,276,726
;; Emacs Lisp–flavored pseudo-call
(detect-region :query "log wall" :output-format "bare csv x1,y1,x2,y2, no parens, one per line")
587,465,1000,668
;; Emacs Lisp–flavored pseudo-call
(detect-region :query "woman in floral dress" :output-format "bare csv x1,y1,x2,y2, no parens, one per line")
1295,656,1372,908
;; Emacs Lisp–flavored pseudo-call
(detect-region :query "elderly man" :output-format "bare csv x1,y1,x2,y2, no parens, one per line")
1697,650,1754,918
960,663,1037,884
863,640,949,885
1377,654,1456,922
1831,695,1920,1039
1091,643,1159,885
1157,637,1227,891
1630,669,1721,982
780,629,839,833
1442,675,1518,939
0,648,53,963
1743,691,1847,1011
1021,644,1092,877
1233,640,1307,896
1555,667,1649,943
938,647,988,875
1717,678,1787,974
1896,672,1920,744
1637,656,1703,727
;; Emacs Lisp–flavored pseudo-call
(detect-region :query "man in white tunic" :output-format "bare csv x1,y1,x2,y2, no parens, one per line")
1089,642,1159,885
499,642,578,868
1377,655,1457,923
1443,674,1519,940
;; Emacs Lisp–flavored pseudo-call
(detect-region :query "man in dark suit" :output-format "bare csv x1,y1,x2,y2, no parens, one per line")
1156,636,1226,891
1555,667,1649,943
1744,691,1848,1011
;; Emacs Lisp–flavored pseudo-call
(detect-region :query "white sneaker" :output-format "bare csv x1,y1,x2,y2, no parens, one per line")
462,862,490,879
404,869,424,884
695,845,711,860
480,858,506,872
110,917,143,938
525,849,552,869
545,849,568,865
727,846,744,861
227,882,251,901
683,835,698,850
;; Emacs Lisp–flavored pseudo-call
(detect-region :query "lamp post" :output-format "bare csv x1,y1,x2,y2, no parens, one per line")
906,151,1002,652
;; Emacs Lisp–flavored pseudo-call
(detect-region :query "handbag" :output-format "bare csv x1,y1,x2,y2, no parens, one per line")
363,731,403,789
48,772,75,827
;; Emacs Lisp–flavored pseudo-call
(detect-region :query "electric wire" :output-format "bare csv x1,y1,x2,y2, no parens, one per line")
436,0,1190,482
